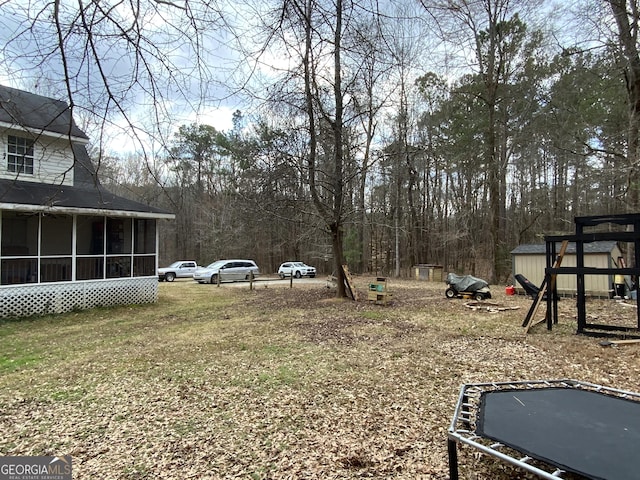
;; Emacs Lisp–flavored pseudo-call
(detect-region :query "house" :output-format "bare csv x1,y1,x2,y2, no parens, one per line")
0,85,174,317
511,241,623,297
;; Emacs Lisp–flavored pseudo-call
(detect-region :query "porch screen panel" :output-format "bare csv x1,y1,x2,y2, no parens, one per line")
40,258,72,282
133,219,156,277
76,216,104,255
1,212,38,256
77,257,104,280
134,256,155,276
41,215,72,255
134,219,156,254
106,218,132,254
106,256,131,278
1,258,37,285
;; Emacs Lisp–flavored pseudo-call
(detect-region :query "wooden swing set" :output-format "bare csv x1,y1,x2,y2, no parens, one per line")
523,214,640,337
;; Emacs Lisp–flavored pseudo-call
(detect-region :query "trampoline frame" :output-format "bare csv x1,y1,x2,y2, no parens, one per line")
447,379,640,479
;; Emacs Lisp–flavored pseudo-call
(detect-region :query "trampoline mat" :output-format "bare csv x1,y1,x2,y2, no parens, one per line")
477,387,640,480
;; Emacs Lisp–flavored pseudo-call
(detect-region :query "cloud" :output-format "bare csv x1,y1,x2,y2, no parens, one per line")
0,0,248,155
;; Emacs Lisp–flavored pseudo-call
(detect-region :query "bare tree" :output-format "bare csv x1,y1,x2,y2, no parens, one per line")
608,0,640,212
1,1,228,169
249,0,399,296
419,0,546,282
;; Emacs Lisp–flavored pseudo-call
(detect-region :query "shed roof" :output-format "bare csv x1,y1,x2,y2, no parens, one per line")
511,241,619,255
0,85,88,140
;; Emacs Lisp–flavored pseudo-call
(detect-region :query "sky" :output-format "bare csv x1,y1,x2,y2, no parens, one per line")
0,0,249,155
0,0,594,158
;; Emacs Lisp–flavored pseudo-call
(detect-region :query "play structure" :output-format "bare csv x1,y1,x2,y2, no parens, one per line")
512,241,623,297
367,277,393,305
448,379,640,479
524,214,640,336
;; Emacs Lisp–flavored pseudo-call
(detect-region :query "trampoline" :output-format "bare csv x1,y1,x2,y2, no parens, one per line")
447,379,640,479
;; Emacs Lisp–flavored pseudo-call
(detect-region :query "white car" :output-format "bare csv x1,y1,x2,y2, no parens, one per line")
193,259,260,284
158,261,199,282
278,261,316,279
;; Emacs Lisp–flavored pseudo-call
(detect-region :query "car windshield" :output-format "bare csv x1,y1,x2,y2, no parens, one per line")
205,260,225,269
293,262,305,267
168,261,182,268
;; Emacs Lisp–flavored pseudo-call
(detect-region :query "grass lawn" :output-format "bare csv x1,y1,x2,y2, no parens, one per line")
1,278,639,479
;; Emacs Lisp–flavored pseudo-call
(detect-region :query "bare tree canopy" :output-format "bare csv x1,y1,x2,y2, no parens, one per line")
1,0,232,153
1,0,638,286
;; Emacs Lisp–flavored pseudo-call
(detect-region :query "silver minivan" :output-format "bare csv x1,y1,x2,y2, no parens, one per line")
193,259,259,284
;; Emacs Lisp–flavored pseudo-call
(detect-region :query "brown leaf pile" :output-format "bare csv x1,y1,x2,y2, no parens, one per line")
1,278,639,479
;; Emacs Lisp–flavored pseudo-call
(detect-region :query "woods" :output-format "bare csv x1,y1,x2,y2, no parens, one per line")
3,0,640,285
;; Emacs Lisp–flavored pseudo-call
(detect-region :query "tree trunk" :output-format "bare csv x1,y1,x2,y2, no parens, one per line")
610,0,640,268
610,0,640,211
331,222,347,297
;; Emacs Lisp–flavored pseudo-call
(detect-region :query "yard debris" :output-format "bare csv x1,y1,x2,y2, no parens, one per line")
2,278,639,480
464,301,520,313
599,338,640,347
616,300,636,307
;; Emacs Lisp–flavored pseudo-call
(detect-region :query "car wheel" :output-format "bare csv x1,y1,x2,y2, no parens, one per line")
210,274,218,284
295,271,302,278
445,288,456,299
474,293,484,301
165,272,176,282
279,273,285,279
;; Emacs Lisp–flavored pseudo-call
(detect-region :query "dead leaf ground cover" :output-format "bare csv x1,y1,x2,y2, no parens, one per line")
1,278,640,479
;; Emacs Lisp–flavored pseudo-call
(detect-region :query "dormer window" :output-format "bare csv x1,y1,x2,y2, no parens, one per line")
7,135,34,174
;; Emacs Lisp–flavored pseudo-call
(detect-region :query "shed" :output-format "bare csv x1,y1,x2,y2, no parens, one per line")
412,264,444,282
511,241,623,297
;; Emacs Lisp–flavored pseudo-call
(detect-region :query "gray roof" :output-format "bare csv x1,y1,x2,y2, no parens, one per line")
0,85,88,140
0,177,170,216
511,241,619,255
0,85,172,218
0,141,171,216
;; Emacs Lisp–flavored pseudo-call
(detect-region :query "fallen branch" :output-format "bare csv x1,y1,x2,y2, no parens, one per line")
599,338,640,347
464,302,520,313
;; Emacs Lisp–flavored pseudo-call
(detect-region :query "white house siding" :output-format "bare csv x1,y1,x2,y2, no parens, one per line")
1,131,74,186
512,244,622,297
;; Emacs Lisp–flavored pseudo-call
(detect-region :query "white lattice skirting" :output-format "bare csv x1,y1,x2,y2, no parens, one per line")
0,277,158,318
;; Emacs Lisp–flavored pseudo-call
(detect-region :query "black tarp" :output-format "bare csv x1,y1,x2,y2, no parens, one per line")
514,273,541,298
446,273,488,293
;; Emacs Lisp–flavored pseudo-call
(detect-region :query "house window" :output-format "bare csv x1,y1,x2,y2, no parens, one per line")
7,135,34,175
